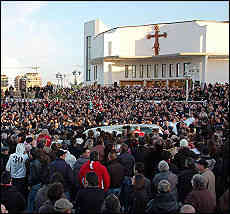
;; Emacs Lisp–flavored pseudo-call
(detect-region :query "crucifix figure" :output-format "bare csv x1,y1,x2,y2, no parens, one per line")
146,25,167,56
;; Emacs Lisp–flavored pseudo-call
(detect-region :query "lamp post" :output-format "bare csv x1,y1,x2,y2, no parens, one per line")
184,71,191,101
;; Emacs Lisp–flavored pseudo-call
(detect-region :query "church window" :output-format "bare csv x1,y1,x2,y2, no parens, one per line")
147,64,151,78
125,65,129,78
132,65,136,78
176,63,180,77
140,64,144,78
169,64,173,77
154,64,159,78
162,64,166,78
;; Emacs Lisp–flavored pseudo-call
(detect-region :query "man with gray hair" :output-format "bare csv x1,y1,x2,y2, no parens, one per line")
152,160,178,199
184,174,216,213
180,204,196,213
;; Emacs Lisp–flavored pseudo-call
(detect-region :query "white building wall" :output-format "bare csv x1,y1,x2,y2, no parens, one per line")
91,34,104,59
104,29,120,57
84,19,109,84
111,22,205,57
206,59,229,84
205,22,229,54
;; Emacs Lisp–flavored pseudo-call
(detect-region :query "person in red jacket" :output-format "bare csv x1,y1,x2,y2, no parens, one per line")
79,151,110,192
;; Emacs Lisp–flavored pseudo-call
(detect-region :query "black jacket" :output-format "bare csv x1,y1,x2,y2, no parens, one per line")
128,186,149,214
118,152,135,177
106,159,125,188
145,192,179,214
48,158,75,193
0,185,26,214
177,168,198,203
75,187,105,214
28,159,42,186
173,147,197,170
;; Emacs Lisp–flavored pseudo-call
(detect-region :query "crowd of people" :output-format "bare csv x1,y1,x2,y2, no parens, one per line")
1,82,229,213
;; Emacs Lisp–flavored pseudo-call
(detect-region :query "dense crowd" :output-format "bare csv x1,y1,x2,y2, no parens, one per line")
1,82,229,214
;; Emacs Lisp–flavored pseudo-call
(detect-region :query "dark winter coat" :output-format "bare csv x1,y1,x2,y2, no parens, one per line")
48,158,75,193
73,157,89,186
173,147,197,170
152,171,178,199
118,152,135,177
145,191,179,214
0,153,9,175
0,185,26,214
75,187,105,214
177,168,198,203
144,147,164,180
106,159,125,188
184,188,216,213
128,186,149,214
28,159,42,186
35,184,66,213
39,199,56,213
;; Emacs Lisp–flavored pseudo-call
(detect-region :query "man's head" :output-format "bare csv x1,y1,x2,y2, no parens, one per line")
157,179,171,193
54,198,73,213
158,160,169,172
191,174,207,190
1,146,9,155
90,151,99,161
56,149,67,160
108,150,117,161
120,143,129,153
180,204,196,213
195,158,208,172
85,171,98,187
81,148,90,159
135,162,145,174
47,182,64,202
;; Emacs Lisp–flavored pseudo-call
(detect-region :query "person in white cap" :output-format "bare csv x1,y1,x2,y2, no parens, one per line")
54,198,73,213
180,204,196,213
173,139,197,170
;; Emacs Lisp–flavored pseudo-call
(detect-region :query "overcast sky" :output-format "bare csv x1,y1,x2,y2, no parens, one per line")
1,1,228,86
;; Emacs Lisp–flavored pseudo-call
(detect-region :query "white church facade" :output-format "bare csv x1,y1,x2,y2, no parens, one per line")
84,19,229,87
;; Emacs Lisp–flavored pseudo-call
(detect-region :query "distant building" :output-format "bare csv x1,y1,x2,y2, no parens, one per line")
24,72,42,88
84,19,229,87
14,75,21,91
1,74,9,91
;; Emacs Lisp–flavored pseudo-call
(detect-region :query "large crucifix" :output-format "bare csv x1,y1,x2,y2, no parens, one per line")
146,25,167,56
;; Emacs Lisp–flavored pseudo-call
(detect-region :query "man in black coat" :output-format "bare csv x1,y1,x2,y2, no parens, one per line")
117,143,135,177
0,146,9,175
106,150,125,196
0,171,26,213
177,157,198,203
75,172,105,214
48,149,75,201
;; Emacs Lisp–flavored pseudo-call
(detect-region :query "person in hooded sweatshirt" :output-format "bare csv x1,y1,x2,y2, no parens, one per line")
79,150,110,192
5,143,29,198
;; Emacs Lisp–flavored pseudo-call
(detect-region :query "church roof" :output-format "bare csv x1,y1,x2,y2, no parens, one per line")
95,20,229,38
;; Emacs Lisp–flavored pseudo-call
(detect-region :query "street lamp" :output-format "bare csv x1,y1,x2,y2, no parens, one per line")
184,73,191,101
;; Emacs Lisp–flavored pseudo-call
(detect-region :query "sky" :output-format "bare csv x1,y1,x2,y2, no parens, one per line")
1,1,229,86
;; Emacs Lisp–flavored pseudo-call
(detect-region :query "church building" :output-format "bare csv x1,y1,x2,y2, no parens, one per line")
84,19,229,87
